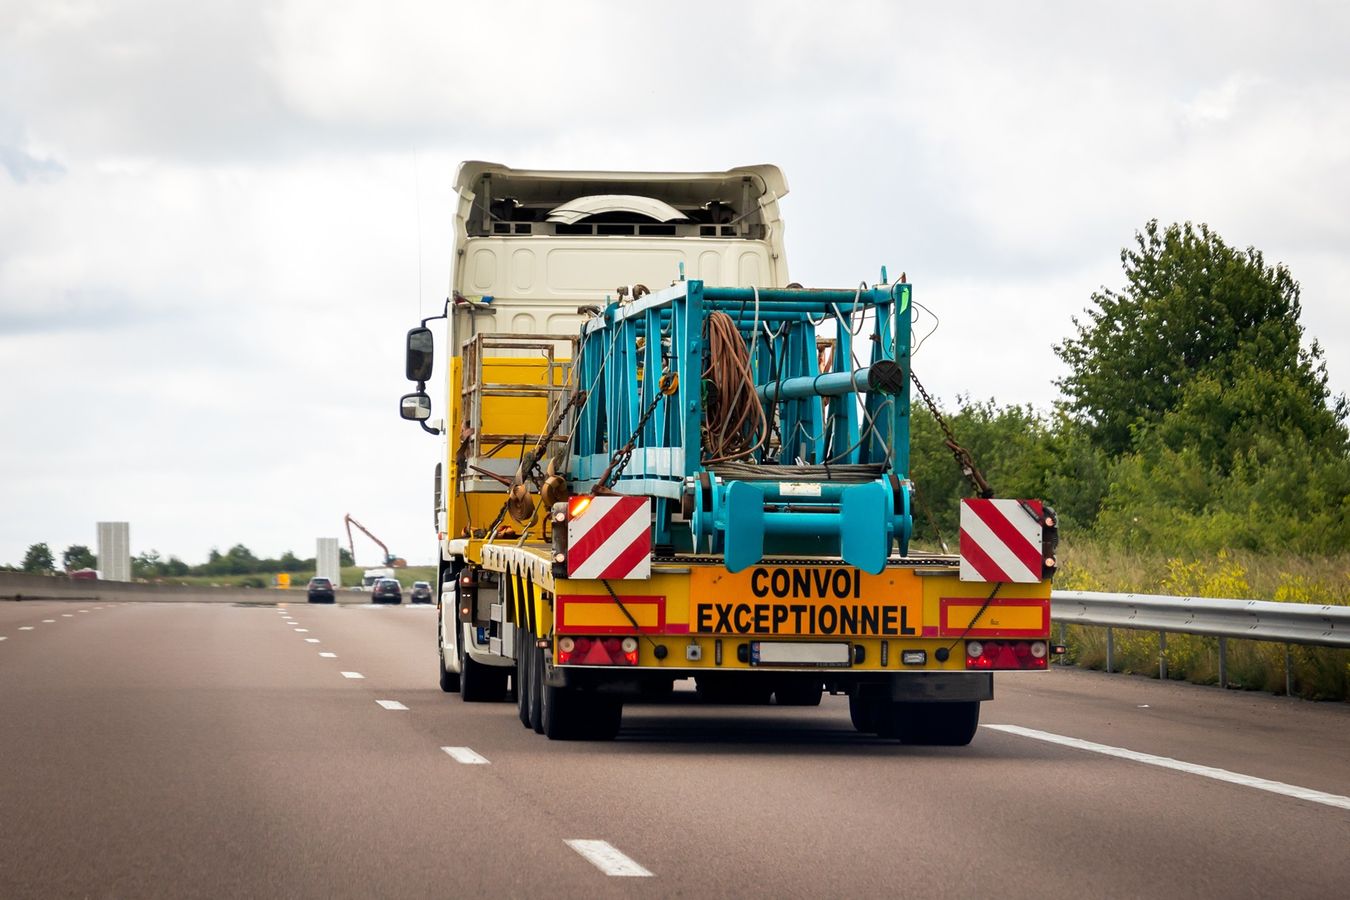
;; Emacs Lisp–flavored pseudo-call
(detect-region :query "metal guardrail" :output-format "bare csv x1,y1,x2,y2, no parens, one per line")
1049,589,1350,692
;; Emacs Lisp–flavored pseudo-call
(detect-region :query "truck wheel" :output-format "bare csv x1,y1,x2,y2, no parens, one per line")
893,701,981,746
848,693,879,732
774,681,823,706
537,645,621,740
529,643,544,733
584,696,623,741
541,680,622,741
540,679,573,739
459,631,508,702
516,630,532,728
438,622,460,693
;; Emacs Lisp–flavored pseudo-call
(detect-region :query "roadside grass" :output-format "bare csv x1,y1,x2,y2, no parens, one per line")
1057,542,1350,701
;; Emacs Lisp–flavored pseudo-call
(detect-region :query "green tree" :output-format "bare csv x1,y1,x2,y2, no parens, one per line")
224,543,259,574
339,547,354,567
133,550,164,579
22,542,55,573
62,544,96,571
163,555,190,577
1054,220,1344,457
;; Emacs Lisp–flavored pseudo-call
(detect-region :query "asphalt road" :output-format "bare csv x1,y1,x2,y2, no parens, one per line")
2,598,1346,899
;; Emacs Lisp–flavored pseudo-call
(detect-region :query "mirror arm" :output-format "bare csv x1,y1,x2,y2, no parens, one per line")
420,296,451,328
419,419,441,435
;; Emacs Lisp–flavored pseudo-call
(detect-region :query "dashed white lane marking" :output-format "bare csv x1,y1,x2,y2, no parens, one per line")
305,638,320,643
0,636,7,641
19,626,34,631
79,609,88,613
376,700,408,710
985,724,1350,811
565,840,653,877
319,652,337,658
294,628,309,633
61,613,73,617
340,671,364,679
441,746,489,765
42,619,55,623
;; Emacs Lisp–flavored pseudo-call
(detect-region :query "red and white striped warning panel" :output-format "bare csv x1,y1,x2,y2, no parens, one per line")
566,496,652,580
959,499,1044,583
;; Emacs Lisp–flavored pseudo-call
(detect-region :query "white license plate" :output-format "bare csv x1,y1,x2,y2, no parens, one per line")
751,641,852,667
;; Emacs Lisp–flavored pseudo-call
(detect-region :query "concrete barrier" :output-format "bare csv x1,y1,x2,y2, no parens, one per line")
0,571,314,604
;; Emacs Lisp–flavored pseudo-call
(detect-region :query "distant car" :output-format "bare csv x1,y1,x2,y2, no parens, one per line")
307,576,335,603
410,580,433,604
372,577,402,604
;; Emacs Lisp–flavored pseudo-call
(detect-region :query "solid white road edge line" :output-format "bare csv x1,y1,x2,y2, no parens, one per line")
984,724,1350,811
441,746,489,764
565,840,653,877
319,652,337,658
376,700,408,710
340,671,364,679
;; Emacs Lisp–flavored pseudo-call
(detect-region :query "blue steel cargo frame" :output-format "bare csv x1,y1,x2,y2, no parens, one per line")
570,278,914,572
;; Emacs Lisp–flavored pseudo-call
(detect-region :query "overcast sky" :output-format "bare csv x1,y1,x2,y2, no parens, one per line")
2,1,1347,569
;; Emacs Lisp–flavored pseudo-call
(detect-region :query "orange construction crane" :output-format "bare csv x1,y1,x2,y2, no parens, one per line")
344,514,407,567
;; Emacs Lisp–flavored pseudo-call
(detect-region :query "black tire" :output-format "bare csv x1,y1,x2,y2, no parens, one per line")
892,701,981,746
516,630,532,728
540,657,622,741
529,643,544,733
848,693,877,732
438,619,461,693
460,632,509,702
774,681,823,706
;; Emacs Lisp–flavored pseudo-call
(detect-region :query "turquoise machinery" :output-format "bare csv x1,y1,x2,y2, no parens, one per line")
567,272,914,575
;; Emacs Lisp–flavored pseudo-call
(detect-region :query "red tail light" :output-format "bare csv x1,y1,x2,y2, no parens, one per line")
966,640,1048,670
555,635,638,666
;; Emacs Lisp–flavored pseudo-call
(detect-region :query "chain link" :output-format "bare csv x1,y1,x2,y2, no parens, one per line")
523,389,585,487
910,370,994,499
595,372,678,490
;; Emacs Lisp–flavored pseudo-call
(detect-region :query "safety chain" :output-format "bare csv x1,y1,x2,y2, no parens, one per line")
910,370,994,499
524,389,586,487
594,372,679,491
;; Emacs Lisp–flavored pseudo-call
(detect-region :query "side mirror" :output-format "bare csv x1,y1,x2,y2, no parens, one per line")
400,392,432,421
406,327,434,382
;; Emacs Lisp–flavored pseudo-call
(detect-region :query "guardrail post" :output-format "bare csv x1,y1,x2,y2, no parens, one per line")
1105,627,1114,673
1158,631,1167,680
1058,622,1067,665
1217,637,1227,688
1284,644,1293,697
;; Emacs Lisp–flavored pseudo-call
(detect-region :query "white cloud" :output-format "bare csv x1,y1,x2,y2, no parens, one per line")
1,0,1348,565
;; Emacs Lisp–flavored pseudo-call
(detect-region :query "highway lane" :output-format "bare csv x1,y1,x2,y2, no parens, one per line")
2,599,1347,898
